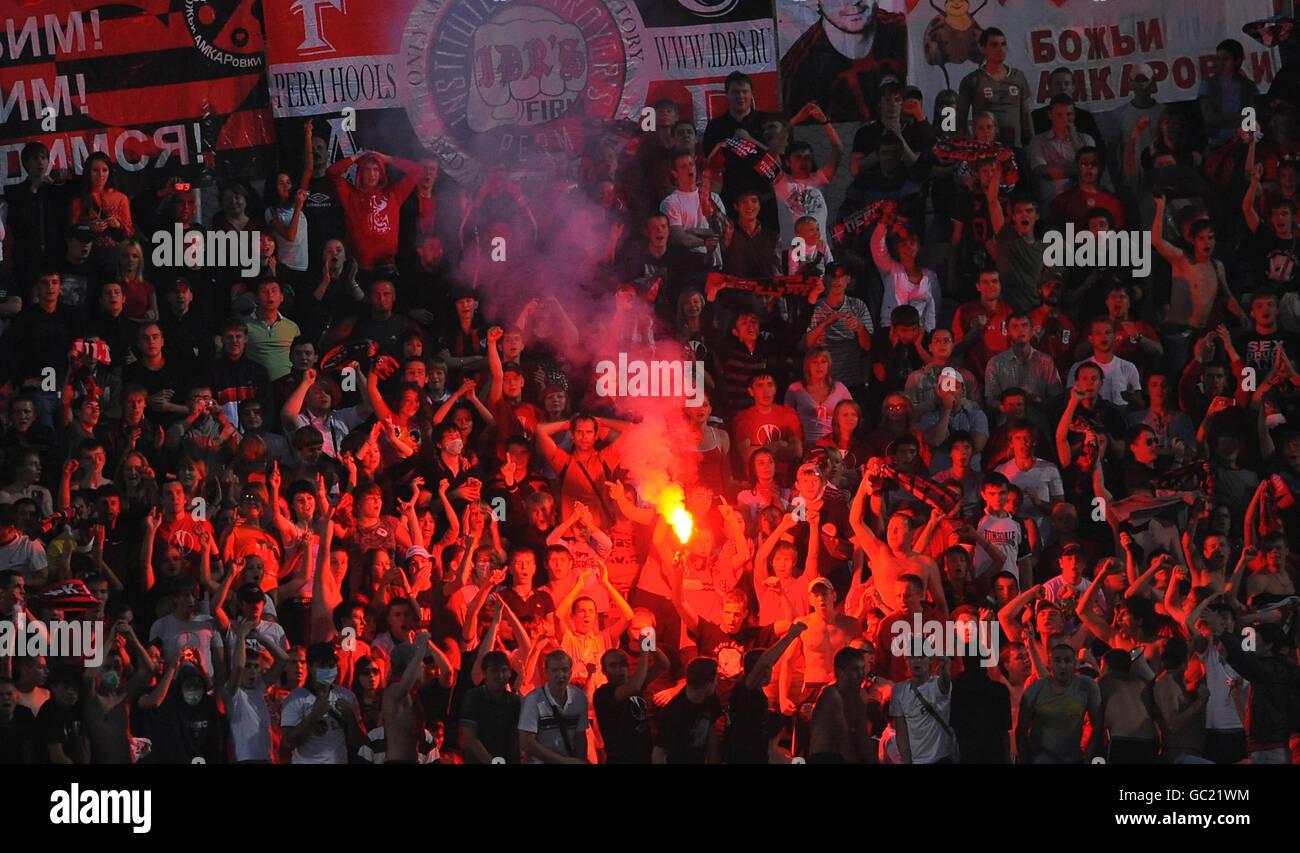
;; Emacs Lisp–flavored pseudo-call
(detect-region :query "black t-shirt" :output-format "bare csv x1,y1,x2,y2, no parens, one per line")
122,359,192,427
1233,328,1300,378
459,683,522,764
950,669,1013,764
701,110,774,209
54,258,101,314
852,120,936,159
34,699,84,764
655,691,723,763
1243,228,1298,292
723,680,775,764
691,621,775,702
593,682,653,764
304,174,346,256
149,692,225,763
954,191,1011,261
0,705,37,763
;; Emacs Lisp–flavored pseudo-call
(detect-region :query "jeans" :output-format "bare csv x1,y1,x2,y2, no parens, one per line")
1249,747,1292,764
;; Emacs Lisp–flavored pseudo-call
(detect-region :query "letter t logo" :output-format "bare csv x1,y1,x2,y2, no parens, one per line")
291,0,347,54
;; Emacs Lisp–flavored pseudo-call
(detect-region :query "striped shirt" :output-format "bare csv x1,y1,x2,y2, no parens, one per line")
518,684,588,764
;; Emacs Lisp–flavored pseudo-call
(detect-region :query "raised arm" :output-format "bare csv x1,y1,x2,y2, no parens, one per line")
280,368,316,431
1242,162,1262,233
997,584,1041,643
754,512,799,588
1151,195,1184,267
1077,562,1116,643
1056,385,1084,466
534,420,572,473
745,621,807,692
667,551,700,633
396,632,433,695
485,326,505,406
849,470,889,563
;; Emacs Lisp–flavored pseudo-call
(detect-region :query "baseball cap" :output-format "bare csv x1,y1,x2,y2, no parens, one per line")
68,224,95,242
404,545,432,562
1133,63,1155,81
1061,542,1085,556
809,577,835,596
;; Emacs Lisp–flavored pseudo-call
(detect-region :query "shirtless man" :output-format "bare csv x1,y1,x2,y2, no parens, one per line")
808,646,878,763
778,577,842,718
1246,533,1296,601
1152,195,1243,369
382,631,440,764
996,643,1032,760
1097,648,1160,764
82,619,155,764
850,473,947,612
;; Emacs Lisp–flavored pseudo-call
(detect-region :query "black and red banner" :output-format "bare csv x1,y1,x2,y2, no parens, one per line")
0,0,275,191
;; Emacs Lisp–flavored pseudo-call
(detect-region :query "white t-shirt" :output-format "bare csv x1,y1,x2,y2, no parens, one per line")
1197,641,1246,731
518,684,588,764
774,173,831,252
149,613,223,679
280,684,361,764
224,620,289,661
890,676,954,764
0,533,48,576
661,189,725,266
1042,574,1089,605
975,513,1023,580
265,205,308,271
1068,357,1141,408
995,458,1064,515
225,677,273,762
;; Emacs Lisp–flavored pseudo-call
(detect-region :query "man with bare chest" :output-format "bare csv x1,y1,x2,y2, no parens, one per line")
1098,649,1159,763
1153,196,1243,370
809,647,878,763
778,579,843,717
850,474,947,612
382,632,434,763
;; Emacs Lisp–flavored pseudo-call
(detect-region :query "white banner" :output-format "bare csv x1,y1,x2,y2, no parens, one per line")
776,0,1282,116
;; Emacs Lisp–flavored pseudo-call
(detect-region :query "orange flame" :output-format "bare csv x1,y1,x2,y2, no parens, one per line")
656,483,693,543
668,505,693,544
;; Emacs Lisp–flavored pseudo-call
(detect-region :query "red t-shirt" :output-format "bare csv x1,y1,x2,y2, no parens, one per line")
154,514,216,578
732,404,804,480
1048,188,1125,229
230,524,284,590
1111,319,1159,370
953,300,1014,376
1028,307,1080,378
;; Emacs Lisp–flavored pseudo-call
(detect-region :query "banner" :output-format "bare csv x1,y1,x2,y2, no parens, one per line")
0,0,276,188
775,0,1281,119
265,0,779,185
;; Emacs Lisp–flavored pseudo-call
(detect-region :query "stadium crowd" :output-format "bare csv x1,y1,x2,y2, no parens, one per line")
0,18,1298,765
